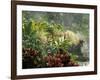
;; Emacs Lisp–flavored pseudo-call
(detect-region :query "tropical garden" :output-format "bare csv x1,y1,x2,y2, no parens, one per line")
22,11,89,69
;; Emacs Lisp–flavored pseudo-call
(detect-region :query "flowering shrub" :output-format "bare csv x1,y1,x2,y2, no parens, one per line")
22,20,84,68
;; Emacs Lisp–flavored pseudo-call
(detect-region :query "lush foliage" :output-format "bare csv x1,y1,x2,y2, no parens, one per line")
22,11,89,68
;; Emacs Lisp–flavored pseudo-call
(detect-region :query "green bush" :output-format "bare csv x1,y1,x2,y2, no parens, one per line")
22,20,83,68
